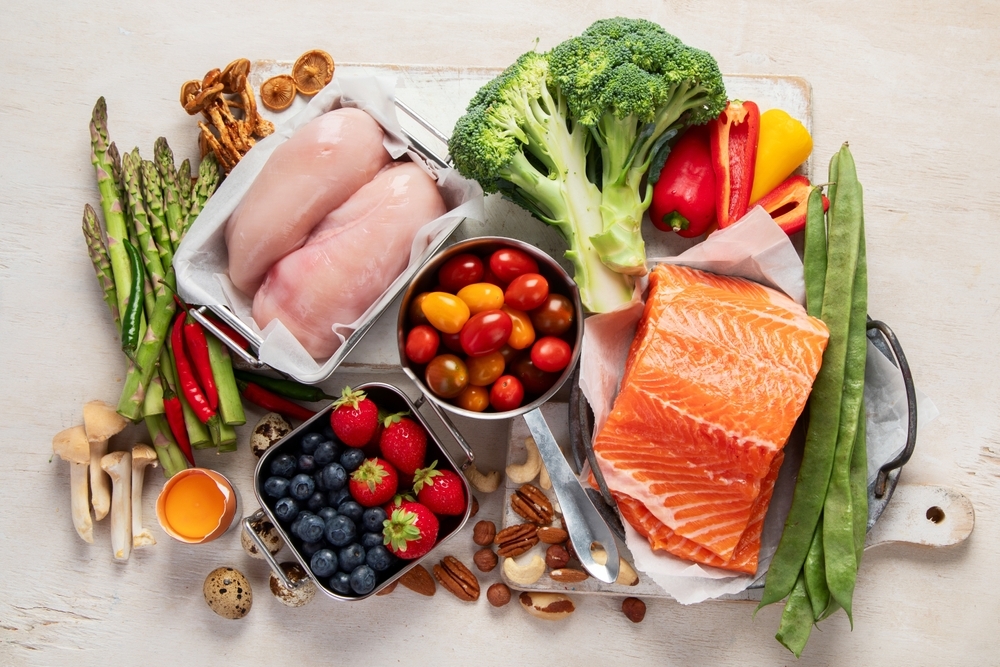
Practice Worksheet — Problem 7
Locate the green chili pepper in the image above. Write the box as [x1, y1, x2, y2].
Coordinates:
[233, 370, 334, 403]
[120, 239, 145, 365]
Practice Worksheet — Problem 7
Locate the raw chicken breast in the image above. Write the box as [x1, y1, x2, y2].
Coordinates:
[252, 162, 447, 359]
[225, 108, 392, 294]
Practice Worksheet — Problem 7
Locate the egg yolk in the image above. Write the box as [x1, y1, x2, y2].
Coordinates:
[164, 474, 226, 539]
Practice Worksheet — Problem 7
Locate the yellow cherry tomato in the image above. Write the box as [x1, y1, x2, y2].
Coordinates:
[421, 292, 470, 334]
[749, 109, 814, 204]
[467, 351, 506, 386]
[502, 305, 536, 350]
[456, 385, 490, 412]
[456, 282, 505, 314]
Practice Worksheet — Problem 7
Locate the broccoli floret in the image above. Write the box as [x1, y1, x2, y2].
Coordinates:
[549, 18, 727, 275]
[449, 51, 634, 313]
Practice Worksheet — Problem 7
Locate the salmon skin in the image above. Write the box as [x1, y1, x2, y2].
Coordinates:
[593, 264, 828, 571]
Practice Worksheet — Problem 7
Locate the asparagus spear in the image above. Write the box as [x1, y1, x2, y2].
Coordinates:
[82, 204, 121, 329]
[144, 412, 189, 478]
[185, 154, 220, 235]
[154, 138, 184, 252]
[122, 151, 157, 320]
[124, 150, 172, 295]
[141, 159, 173, 271]
[177, 159, 192, 221]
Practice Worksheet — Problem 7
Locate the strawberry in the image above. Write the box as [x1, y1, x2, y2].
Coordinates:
[349, 457, 399, 508]
[412, 461, 467, 516]
[379, 412, 427, 477]
[382, 500, 440, 560]
[330, 386, 379, 447]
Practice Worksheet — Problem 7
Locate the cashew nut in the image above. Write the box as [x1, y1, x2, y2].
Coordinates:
[518, 591, 576, 620]
[591, 547, 640, 586]
[503, 553, 546, 586]
[507, 437, 542, 484]
[464, 463, 501, 494]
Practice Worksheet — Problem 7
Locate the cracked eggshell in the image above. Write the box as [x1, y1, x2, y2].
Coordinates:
[241, 515, 285, 559]
[270, 562, 316, 607]
[204, 567, 252, 619]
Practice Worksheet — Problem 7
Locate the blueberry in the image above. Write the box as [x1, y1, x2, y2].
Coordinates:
[339, 447, 365, 472]
[365, 545, 393, 572]
[361, 507, 387, 533]
[338, 543, 366, 572]
[295, 513, 326, 543]
[270, 453, 297, 478]
[327, 487, 352, 507]
[289, 474, 316, 500]
[324, 515, 357, 547]
[301, 432, 325, 454]
[338, 500, 364, 524]
[263, 476, 290, 499]
[273, 497, 299, 524]
[314, 440, 339, 466]
[321, 422, 336, 441]
[317, 507, 338, 522]
[311, 548, 339, 578]
[318, 463, 347, 492]
[329, 571, 352, 595]
[290, 510, 311, 536]
[300, 540, 324, 558]
[350, 565, 377, 595]
[360, 531, 384, 549]
[298, 454, 317, 474]
[307, 491, 326, 512]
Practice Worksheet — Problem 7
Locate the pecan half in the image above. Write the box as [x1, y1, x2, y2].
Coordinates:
[510, 483, 553, 525]
[433, 556, 480, 602]
[494, 523, 539, 558]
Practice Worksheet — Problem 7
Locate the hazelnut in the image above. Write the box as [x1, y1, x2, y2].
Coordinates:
[473, 547, 499, 573]
[470, 495, 480, 518]
[545, 544, 570, 570]
[472, 520, 497, 546]
[622, 597, 646, 623]
[487, 582, 511, 607]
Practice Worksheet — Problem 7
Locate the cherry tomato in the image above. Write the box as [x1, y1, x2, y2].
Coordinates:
[504, 273, 549, 311]
[438, 253, 484, 292]
[460, 309, 513, 357]
[467, 351, 506, 386]
[501, 305, 536, 350]
[425, 354, 469, 398]
[421, 292, 470, 334]
[490, 375, 525, 412]
[405, 325, 439, 364]
[456, 282, 505, 314]
[481, 265, 507, 287]
[408, 293, 431, 326]
[456, 385, 490, 412]
[489, 248, 539, 283]
[497, 344, 518, 365]
[530, 336, 573, 373]
[531, 294, 574, 336]
[511, 355, 560, 395]
[441, 331, 464, 353]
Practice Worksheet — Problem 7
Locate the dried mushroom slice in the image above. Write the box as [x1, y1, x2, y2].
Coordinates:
[260, 74, 297, 111]
[292, 49, 334, 95]
[180, 80, 202, 111]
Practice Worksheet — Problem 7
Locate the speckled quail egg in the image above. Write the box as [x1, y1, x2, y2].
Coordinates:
[269, 561, 317, 607]
[203, 567, 252, 619]
[251, 412, 292, 458]
[241, 514, 285, 559]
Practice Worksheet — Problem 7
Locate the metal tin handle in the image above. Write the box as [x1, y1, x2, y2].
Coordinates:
[189, 306, 266, 368]
[242, 511, 300, 590]
[413, 393, 475, 468]
[867, 319, 918, 498]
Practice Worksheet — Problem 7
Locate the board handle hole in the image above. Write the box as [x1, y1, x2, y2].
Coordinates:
[926, 506, 946, 524]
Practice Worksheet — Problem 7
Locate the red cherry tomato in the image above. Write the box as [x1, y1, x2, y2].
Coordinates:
[438, 253, 484, 292]
[441, 331, 464, 353]
[530, 336, 573, 373]
[459, 309, 513, 357]
[490, 375, 525, 412]
[405, 325, 439, 364]
[504, 273, 549, 311]
[489, 248, 539, 283]
[425, 354, 469, 398]
[531, 294, 574, 336]
[511, 355, 560, 395]
[481, 265, 507, 287]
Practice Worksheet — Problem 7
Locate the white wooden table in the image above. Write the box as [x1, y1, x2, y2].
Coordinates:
[2, 2, 997, 665]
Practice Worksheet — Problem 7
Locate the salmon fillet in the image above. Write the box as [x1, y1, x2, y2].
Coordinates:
[594, 264, 827, 564]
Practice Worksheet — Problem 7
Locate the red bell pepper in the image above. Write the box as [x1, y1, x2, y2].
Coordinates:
[649, 126, 716, 238]
[710, 100, 760, 228]
[757, 175, 830, 235]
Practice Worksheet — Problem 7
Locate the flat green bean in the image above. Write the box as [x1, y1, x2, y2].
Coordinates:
[851, 390, 869, 563]
[776, 572, 814, 658]
[804, 186, 827, 318]
[803, 519, 830, 620]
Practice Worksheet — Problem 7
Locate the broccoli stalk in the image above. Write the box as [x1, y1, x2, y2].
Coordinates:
[450, 52, 634, 313]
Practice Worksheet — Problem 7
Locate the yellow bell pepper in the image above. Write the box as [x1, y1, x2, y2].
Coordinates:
[749, 109, 813, 204]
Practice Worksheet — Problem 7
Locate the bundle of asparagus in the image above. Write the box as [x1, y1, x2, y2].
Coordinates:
[84, 97, 244, 476]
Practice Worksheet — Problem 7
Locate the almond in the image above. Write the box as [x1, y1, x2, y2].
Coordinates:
[536, 526, 568, 544]
[398, 564, 436, 596]
[549, 567, 589, 583]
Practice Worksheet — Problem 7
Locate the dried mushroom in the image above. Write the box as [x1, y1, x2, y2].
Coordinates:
[260, 75, 297, 112]
[221, 58, 251, 94]
[292, 49, 334, 95]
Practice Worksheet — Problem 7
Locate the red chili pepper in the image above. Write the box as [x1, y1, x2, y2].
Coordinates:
[171, 313, 216, 424]
[183, 317, 219, 411]
[236, 379, 317, 422]
[756, 174, 830, 235]
[710, 100, 760, 228]
[649, 126, 716, 238]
